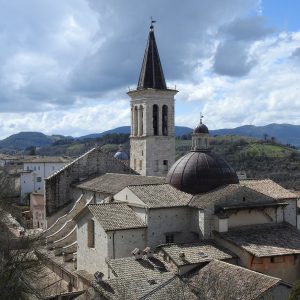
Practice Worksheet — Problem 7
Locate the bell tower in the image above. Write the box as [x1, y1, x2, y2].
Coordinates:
[128, 23, 177, 176]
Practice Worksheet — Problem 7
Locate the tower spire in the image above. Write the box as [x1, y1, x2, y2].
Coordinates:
[137, 21, 167, 90]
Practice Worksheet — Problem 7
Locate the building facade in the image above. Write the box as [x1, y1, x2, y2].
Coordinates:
[20, 156, 70, 203]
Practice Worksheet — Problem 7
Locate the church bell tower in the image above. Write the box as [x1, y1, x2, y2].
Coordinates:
[128, 23, 177, 177]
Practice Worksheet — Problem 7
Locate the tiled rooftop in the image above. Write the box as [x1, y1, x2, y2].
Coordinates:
[128, 184, 192, 208]
[107, 256, 168, 278]
[189, 260, 284, 300]
[75, 173, 165, 195]
[93, 272, 175, 300]
[216, 223, 300, 257]
[160, 241, 235, 266]
[89, 203, 147, 231]
[189, 179, 295, 210]
[240, 179, 297, 200]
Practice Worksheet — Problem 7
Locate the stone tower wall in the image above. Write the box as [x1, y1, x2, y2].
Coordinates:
[128, 89, 177, 177]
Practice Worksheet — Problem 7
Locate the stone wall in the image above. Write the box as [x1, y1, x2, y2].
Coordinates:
[77, 211, 109, 276]
[128, 88, 176, 177]
[45, 147, 134, 216]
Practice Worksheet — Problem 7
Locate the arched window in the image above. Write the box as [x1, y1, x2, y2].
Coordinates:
[162, 105, 168, 136]
[140, 105, 144, 135]
[153, 105, 159, 136]
[133, 106, 138, 136]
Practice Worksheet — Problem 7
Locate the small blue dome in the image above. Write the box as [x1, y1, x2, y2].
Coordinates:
[114, 151, 129, 161]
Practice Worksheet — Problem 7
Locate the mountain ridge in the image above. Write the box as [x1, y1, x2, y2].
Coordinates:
[0, 123, 299, 150]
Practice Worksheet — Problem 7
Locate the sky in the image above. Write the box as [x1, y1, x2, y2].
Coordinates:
[0, 0, 299, 139]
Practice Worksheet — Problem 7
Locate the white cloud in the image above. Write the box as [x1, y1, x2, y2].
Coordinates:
[175, 31, 300, 129]
[0, 100, 130, 139]
[0, 0, 299, 140]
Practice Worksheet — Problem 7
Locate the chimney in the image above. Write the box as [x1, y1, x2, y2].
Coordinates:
[143, 247, 154, 258]
[94, 271, 104, 283]
[132, 248, 143, 260]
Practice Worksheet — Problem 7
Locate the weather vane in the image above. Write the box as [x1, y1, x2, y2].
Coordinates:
[150, 16, 156, 30]
[200, 112, 204, 124]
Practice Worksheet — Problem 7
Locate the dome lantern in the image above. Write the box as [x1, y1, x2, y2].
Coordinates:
[192, 114, 210, 151]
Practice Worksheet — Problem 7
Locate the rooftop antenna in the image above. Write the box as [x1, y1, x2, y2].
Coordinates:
[150, 16, 156, 30]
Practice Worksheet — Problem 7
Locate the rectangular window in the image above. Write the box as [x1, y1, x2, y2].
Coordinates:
[134, 159, 136, 170]
[38, 166, 40, 170]
[87, 219, 95, 248]
[165, 235, 174, 244]
[36, 177, 42, 182]
[139, 160, 142, 170]
[52, 166, 55, 171]
[163, 160, 168, 171]
[34, 166, 36, 171]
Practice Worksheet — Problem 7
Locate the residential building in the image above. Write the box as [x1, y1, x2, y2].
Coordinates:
[20, 156, 70, 203]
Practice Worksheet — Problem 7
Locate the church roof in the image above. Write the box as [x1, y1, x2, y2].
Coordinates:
[137, 25, 167, 90]
[88, 203, 146, 231]
[160, 241, 235, 267]
[75, 173, 164, 195]
[240, 179, 297, 200]
[127, 184, 192, 208]
[189, 260, 287, 300]
[215, 223, 300, 257]
[188, 183, 280, 210]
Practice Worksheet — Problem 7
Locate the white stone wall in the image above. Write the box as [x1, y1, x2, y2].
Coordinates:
[20, 161, 67, 201]
[107, 229, 147, 260]
[228, 208, 277, 228]
[128, 89, 177, 177]
[147, 207, 198, 247]
[77, 212, 109, 276]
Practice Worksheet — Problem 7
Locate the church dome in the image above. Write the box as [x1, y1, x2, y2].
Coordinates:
[114, 151, 129, 161]
[194, 123, 209, 134]
[114, 145, 129, 161]
[166, 150, 239, 194]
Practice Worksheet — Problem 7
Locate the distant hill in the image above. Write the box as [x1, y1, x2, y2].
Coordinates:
[0, 123, 299, 151]
[79, 123, 300, 147]
[0, 132, 68, 150]
[210, 124, 300, 147]
[78, 126, 194, 140]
